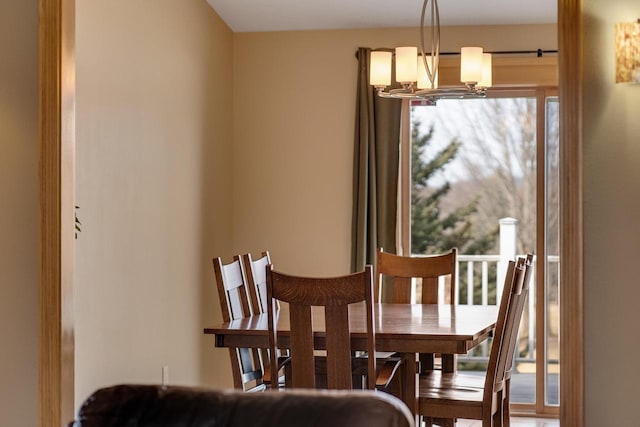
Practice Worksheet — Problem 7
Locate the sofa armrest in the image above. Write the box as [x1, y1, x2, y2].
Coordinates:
[69, 384, 414, 427]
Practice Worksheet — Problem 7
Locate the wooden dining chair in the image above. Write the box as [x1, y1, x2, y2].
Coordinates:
[417, 255, 532, 427]
[501, 253, 534, 426]
[375, 247, 457, 305]
[240, 251, 290, 386]
[212, 255, 266, 392]
[241, 251, 271, 315]
[376, 247, 458, 372]
[266, 265, 400, 390]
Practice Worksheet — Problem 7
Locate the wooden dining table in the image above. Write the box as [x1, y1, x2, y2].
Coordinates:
[204, 303, 497, 418]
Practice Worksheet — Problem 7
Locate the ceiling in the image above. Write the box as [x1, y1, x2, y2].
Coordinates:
[206, 0, 557, 33]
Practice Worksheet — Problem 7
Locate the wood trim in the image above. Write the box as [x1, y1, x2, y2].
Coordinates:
[558, 0, 584, 426]
[535, 89, 547, 416]
[536, 87, 561, 417]
[438, 56, 558, 87]
[399, 100, 411, 256]
[39, 0, 76, 426]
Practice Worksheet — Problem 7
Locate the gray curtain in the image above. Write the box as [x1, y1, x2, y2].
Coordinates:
[351, 47, 402, 272]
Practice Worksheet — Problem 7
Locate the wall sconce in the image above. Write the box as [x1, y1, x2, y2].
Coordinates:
[615, 20, 640, 84]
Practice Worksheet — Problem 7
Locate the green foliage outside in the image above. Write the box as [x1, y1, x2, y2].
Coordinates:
[411, 120, 497, 257]
[410, 120, 499, 316]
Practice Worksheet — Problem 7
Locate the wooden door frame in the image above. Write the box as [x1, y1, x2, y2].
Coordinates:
[38, 0, 583, 425]
[558, 0, 584, 425]
[39, 0, 75, 426]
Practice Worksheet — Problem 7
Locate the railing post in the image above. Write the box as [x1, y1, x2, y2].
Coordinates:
[498, 217, 518, 299]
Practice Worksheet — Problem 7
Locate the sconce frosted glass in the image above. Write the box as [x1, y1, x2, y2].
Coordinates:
[477, 53, 493, 89]
[460, 47, 483, 85]
[396, 47, 418, 85]
[615, 20, 640, 84]
[370, 51, 392, 89]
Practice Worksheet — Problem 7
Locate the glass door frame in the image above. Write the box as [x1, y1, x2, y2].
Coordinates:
[399, 86, 559, 417]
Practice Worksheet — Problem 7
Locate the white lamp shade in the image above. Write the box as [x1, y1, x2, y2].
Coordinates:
[460, 46, 483, 84]
[396, 46, 418, 84]
[370, 51, 392, 87]
[417, 56, 438, 89]
[477, 53, 492, 88]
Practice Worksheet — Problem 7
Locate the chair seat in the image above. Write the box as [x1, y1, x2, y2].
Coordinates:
[312, 354, 403, 390]
[355, 352, 404, 377]
[263, 355, 292, 388]
[356, 355, 403, 389]
[419, 371, 485, 400]
[419, 371, 499, 421]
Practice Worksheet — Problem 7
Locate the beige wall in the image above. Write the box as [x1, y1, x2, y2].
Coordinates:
[8, 0, 637, 421]
[0, 1, 39, 426]
[231, 24, 557, 278]
[583, 1, 640, 425]
[71, 12, 560, 414]
[10, 1, 631, 421]
[75, 0, 234, 406]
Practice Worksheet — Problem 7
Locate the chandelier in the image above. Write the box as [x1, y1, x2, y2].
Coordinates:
[370, 0, 492, 104]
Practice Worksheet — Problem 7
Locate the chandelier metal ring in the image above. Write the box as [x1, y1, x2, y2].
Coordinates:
[370, 0, 492, 104]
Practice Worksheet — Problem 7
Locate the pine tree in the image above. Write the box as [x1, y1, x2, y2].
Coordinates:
[410, 121, 497, 256]
[411, 120, 499, 306]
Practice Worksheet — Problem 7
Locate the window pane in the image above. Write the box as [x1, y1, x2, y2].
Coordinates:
[410, 96, 537, 403]
[545, 96, 560, 406]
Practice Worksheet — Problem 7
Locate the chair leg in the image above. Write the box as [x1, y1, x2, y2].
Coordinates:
[284, 363, 292, 388]
[491, 390, 504, 427]
[503, 380, 511, 427]
[492, 409, 502, 427]
[419, 353, 435, 373]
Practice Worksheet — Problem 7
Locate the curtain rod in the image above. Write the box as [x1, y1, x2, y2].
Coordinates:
[439, 48, 557, 57]
[357, 48, 557, 59]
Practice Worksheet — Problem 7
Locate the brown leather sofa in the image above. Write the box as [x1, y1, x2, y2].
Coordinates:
[69, 384, 414, 427]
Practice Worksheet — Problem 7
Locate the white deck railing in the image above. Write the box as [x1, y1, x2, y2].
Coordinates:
[452, 253, 536, 364]
[443, 218, 560, 366]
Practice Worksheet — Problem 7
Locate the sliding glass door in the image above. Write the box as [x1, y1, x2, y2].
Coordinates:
[403, 88, 559, 415]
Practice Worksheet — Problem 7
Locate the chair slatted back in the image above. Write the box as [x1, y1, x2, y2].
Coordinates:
[214, 257, 251, 322]
[267, 265, 376, 390]
[241, 251, 287, 384]
[213, 256, 265, 391]
[502, 253, 534, 380]
[499, 253, 535, 421]
[375, 248, 457, 304]
[242, 251, 271, 315]
[376, 248, 458, 372]
[483, 257, 530, 403]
